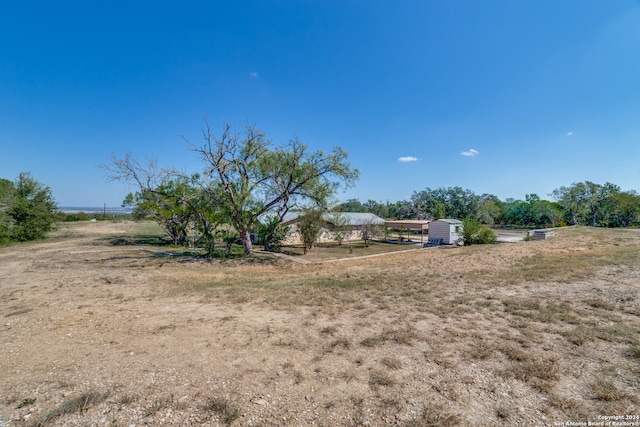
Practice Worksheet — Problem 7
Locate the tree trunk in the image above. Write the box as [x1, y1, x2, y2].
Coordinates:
[241, 230, 253, 254]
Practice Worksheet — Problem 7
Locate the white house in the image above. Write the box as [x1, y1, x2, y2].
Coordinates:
[428, 219, 464, 244]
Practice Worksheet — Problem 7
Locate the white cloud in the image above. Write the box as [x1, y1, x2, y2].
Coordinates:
[249, 72, 258, 78]
[566, 131, 573, 136]
[398, 156, 419, 162]
[460, 149, 479, 157]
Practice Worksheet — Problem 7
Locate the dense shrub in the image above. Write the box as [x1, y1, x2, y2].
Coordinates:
[462, 218, 497, 245]
[0, 173, 57, 243]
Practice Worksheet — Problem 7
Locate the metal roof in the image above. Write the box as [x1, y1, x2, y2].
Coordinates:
[332, 212, 386, 225]
[261, 211, 386, 226]
[433, 218, 463, 224]
[385, 220, 431, 230]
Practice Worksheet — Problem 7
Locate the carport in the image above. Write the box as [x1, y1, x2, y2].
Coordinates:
[385, 220, 431, 244]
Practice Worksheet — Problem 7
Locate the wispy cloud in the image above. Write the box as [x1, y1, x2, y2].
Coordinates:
[398, 156, 419, 162]
[460, 148, 479, 157]
[566, 131, 573, 136]
[249, 72, 258, 78]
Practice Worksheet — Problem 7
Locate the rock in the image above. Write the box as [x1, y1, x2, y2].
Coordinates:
[251, 398, 267, 405]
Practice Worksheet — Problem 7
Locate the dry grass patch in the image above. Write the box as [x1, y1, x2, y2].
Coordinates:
[278, 240, 418, 262]
[380, 357, 403, 370]
[327, 337, 352, 352]
[368, 370, 396, 389]
[405, 403, 461, 427]
[511, 356, 560, 392]
[626, 345, 640, 359]
[502, 299, 579, 324]
[30, 391, 110, 427]
[469, 338, 494, 360]
[205, 396, 241, 426]
[563, 323, 639, 346]
[360, 326, 421, 348]
[589, 379, 625, 402]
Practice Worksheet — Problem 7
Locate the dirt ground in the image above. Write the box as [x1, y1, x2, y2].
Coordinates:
[1, 221, 639, 426]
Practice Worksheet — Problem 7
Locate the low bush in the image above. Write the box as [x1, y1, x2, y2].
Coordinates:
[462, 218, 497, 245]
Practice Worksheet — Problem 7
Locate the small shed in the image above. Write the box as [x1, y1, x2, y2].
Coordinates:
[428, 219, 463, 244]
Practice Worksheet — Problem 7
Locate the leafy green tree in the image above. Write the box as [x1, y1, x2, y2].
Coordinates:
[0, 178, 14, 244]
[297, 209, 325, 254]
[107, 157, 223, 255]
[601, 191, 640, 227]
[412, 187, 482, 220]
[363, 200, 390, 218]
[501, 194, 562, 227]
[478, 194, 503, 225]
[552, 181, 620, 226]
[338, 199, 367, 212]
[108, 121, 358, 255]
[389, 200, 420, 220]
[1, 173, 57, 242]
[123, 178, 196, 245]
[187, 121, 358, 254]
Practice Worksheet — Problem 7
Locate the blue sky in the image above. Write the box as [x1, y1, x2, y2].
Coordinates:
[1, 1, 639, 207]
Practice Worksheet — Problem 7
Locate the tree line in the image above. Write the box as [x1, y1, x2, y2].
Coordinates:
[338, 182, 640, 229]
[5, 122, 638, 253]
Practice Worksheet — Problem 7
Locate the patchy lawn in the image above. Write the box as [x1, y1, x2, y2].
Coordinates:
[276, 239, 424, 262]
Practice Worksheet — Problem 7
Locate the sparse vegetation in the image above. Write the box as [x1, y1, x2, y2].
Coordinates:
[2, 222, 640, 425]
[30, 392, 109, 426]
[206, 397, 241, 425]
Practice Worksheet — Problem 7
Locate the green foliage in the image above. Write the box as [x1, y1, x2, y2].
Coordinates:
[501, 194, 563, 228]
[412, 187, 483, 221]
[297, 209, 325, 254]
[337, 198, 367, 212]
[257, 216, 289, 251]
[57, 211, 93, 222]
[186, 121, 358, 254]
[363, 200, 389, 218]
[16, 397, 36, 409]
[462, 218, 496, 245]
[0, 179, 13, 245]
[600, 191, 640, 227]
[327, 211, 351, 245]
[123, 178, 198, 246]
[0, 173, 57, 244]
[552, 181, 623, 227]
[107, 121, 357, 256]
[218, 229, 240, 255]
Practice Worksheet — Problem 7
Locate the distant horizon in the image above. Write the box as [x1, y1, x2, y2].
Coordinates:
[58, 206, 133, 214]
